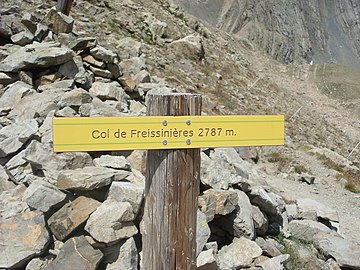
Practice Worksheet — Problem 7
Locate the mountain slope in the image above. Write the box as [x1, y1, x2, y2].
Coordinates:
[173, 0, 360, 66]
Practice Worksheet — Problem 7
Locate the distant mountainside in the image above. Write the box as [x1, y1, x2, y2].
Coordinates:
[172, 0, 360, 67]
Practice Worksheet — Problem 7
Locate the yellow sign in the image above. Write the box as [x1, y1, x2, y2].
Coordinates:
[53, 115, 284, 152]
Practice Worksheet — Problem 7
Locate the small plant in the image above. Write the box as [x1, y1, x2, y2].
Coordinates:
[315, 153, 344, 173]
[294, 165, 308, 174]
[343, 169, 360, 193]
[268, 152, 289, 168]
[271, 233, 316, 270]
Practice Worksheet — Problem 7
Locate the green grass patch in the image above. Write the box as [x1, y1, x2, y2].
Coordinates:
[267, 152, 289, 168]
[315, 153, 345, 173]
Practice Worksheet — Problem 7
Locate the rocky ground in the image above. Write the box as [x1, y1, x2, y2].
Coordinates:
[0, 0, 360, 269]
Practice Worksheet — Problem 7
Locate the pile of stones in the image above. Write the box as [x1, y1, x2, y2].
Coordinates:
[1, 4, 360, 270]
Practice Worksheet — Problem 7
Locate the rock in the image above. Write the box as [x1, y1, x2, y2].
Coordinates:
[25, 256, 53, 270]
[116, 37, 142, 59]
[37, 78, 74, 92]
[256, 254, 290, 270]
[218, 148, 252, 178]
[0, 119, 38, 157]
[58, 55, 84, 78]
[197, 249, 217, 270]
[23, 179, 66, 212]
[57, 55, 93, 89]
[325, 258, 342, 270]
[75, 69, 94, 89]
[85, 200, 137, 244]
[104, 99, 129, 114]
[68, 37, 97, 51]
[24, 141, 93, 182]
[4, 150, 32, 184]
[55, 106, 77, 117]
[235, 146, 259, 162]
[283, 239, 323, 269]
[0, 15, 15, 40]
[249, 186, 285, 217]
[218, 237, 262, 269]
[94, 155, 131, 170]
[57, 88, 93, 108]
[57, 166, 116, 190]
[79, 97, 124, 117]
[0, 81, 34, 116]
[44, 236, 103, 270]
[90, 45, 118, 63]
[0, 185, 28, 220]
[0, 211, 50, 269]
[200, 151, 238, 190]
[133, 69, 151, 84]
[125, 150, 146, 174]
[38, 110, 54, 143]
[0, 71, 18, 86]
[129, 100, 146, 116]
[252, 205, 269, 236]
[107, 62, 123, 78]
[83, 54, 106, 68]
[309, 147, 352, 169]
[144, 13, 168, 44]
[21, 13, 38, 34]
[36, 72, 62, 87]
[18, 70, 33, 85]
[170, 34, 203, 59]
[288, 220, 332, 242]
[90, 66, 113, 78]
[0, 164, 15, 192]
[8, 88, 65, 122]
[34, 23, 49, 42]
[103, 237, 138, 270]
[43, 8, 74, 34]
[221, 190, 255, 239]
[119, 57, 146, 77]
[48, 196, 101, 240]
[296, 198, 339, 222]
[197, 209, 211, 256]
[205, 242, 218, 253]
[198, 189, 238, 222]
[119, 76, 137, 92]
[315, 233, 360, 269]
[89, 81, 128, 101]
[255, 237, 282, 257]
[298, 173, 315, 185]
[285, 204, 298, 222]
[10, 30, 34, 45]
[0, 42, 73, 72]
[107, 181, 144, 215]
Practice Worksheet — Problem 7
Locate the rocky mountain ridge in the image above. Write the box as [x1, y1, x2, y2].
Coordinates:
[173, 0, 360, 67]
[0, 0, 360, 269]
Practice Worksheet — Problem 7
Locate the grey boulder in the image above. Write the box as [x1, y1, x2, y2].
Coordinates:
[44, 236, 103, 270]
[57, 166, 116, 190]
[0, 42, 73, 72]
[0, 211, 50, 269]
[23, 179, 66, 212]
[85, 200, 138, 244]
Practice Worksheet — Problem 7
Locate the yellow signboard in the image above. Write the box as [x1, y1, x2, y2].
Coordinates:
[53, 115, 284, 152]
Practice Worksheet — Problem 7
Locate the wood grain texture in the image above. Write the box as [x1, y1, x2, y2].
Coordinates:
[142, 94, 202, 270]
[56, 0, 73, 15]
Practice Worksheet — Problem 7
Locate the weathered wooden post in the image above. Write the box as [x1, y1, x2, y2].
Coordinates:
[142, 94, 202, 270]
[56, 0, 73, 15]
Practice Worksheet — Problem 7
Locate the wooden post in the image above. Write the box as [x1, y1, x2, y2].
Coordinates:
[142, 94, 202, 270]
[56, 0, 73, 15]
